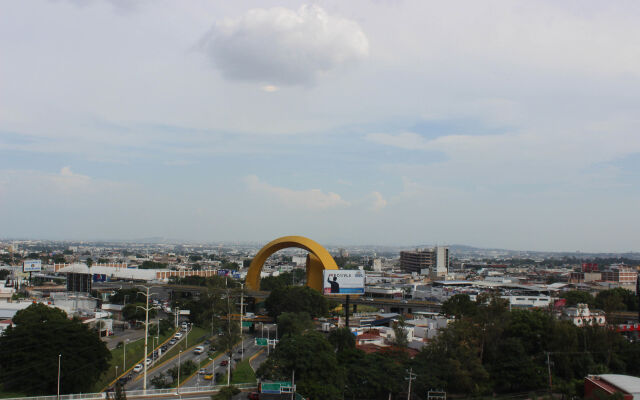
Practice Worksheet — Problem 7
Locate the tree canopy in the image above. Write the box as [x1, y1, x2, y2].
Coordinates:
[0, 304, 111, 395]
[264, 286, 329, 319]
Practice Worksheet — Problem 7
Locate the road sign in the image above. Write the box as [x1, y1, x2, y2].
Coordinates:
[261, 381, 292, 394]
[255, 338, 268, 346]
[242, 321, 253, 328]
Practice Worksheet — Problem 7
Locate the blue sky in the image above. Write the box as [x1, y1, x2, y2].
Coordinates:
[1, 0, 640, 252]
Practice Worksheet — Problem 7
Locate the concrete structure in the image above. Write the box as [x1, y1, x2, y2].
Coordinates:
[245, 236, 339, 292]
[400, 247, 448, 278]
[601, 265, 637, 285]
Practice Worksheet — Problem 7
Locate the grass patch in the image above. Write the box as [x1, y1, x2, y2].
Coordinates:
[220, 359, 256, 385]
[0, 385, 25, 399]
[92, 329, 175, 392]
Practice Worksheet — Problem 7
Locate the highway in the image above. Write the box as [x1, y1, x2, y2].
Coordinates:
[123, 334, 266, 391]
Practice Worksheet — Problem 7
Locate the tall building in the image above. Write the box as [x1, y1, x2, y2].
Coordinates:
[400, 247, 449, 278]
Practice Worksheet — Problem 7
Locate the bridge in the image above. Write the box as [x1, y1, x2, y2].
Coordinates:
[344, 297, 441, 314]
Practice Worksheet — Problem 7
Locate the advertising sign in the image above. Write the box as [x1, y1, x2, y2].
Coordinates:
[23, 260, 42, 272]
[323, 270, 365, 295]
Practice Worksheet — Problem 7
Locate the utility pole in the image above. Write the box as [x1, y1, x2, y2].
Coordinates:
[177, 350, 182, 394]
[291, 369, 295, 400]
[136, 286, 153, 393]
[227, 288, 231, 386]
[240, 283, 244, 360]
[405, 367, 417, 400]
[546, 352, 553, 398]
[57, 354, 61, 400]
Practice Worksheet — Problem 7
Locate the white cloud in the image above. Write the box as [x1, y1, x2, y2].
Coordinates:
[245, 175, 350, 209]
[369, 191, 387, 211]
[366, 132, 431, 150]
[200, 5, 369, 85]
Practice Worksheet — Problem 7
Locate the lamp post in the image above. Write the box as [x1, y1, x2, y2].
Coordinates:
[177, 350, 182, 393]
[57, 354, 61, 400]
[135, 286, 155, 393]
[240, 283, 244, 360]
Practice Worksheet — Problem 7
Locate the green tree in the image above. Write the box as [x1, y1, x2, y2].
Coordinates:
[328, 327, 355, 353]
[140, 261, 167, 269]
[562, 290, 596, 307]
[392, 317, 409, 348]
[596, 288, 638, 312]
[265, 286, 328, 319]
[0, 304, 111, 395]
[122, 304, 156, 322]
[277, 312, 313, 337]
[257, 331, 343, 400]
[441, 294, 478, 318]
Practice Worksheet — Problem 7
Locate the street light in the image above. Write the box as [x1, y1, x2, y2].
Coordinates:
[57, 354, 61, 400]
[177, 350, 183, 393]
[135, 285, 157, 394]
[208, 357, 215, 387]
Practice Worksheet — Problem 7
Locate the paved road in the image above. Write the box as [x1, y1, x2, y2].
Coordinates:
[125, 334, 266, 391]
[181, 335, 263, 388]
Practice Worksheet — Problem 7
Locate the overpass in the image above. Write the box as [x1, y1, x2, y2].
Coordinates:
[344, 297, 442, 314]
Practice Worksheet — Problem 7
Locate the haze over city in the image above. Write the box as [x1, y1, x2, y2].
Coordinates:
[2, 1, 640, 252]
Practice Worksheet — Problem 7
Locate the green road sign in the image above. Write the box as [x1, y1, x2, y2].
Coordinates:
[255, 338, 268, 346]
[242, 321, 253, 328]
[261, 381, 292, 394]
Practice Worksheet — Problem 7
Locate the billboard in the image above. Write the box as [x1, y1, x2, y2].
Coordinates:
[323, 270, 365, 295]
[23, 260, 42, 272]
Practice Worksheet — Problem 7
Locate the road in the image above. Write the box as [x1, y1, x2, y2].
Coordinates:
[124, 334, 266, 391]
[181, 336, 263, 388]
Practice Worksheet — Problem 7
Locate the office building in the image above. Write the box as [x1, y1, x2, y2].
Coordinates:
[400, 247, 449, 278]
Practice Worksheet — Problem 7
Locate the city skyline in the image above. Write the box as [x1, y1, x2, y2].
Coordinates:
[2, 1, 640, 252]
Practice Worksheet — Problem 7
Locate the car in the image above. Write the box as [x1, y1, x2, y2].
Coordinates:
[152, 351, 158, 357]
[133, 364, 143, 373]
[248, 392, 260, 400]
[182, 326, 188, 332]
[220, 360, 228, 366]
[169, 339, 176, 345]
[181, 322, 188, 328]
[174, 332, 183, 339]
[194, 346, 205, 355]
[145, 358, 152, 366]
[204, 340, 211, 345]
[198, 368, 207, 375]
[203, 374, 213, 381]
[161, 345, 168, 351]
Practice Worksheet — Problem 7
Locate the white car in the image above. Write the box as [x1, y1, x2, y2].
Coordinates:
[145, 358, 152, 366]
[133, 364, 143, 373]
[174, 332, 183, 339]
[193, 346, 205, 355]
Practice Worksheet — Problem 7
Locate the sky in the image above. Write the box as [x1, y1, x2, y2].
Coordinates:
[1, 0, 640, 252]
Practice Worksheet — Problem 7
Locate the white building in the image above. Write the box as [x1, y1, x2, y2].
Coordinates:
[561, 303, 606, 327]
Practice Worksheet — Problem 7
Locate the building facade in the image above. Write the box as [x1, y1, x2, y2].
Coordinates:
[400, 247, 449, 278]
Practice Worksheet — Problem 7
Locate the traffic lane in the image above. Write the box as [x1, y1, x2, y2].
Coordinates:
[124, 327, 194, 389]
[126, 347, 205, 390]
[181, 337, 260, 387]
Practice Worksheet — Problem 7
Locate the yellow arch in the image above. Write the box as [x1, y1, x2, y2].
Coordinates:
[245, 236, 339, 292]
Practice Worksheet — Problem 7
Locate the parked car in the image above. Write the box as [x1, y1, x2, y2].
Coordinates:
[133, 364, 143, 373]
